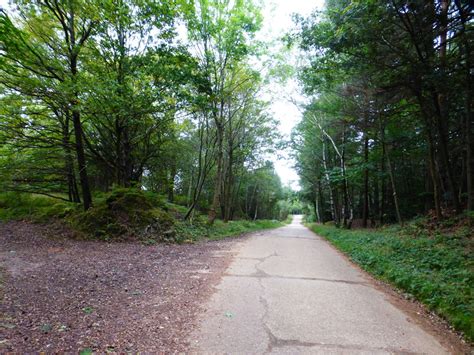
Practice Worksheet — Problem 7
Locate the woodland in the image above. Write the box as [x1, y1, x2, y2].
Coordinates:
[0, 0, 473, 348]
[291, 0, 473, 340]
[0, 0, 470, 229]
[0, 0, 301, 236]
[292, 0, 473, 227]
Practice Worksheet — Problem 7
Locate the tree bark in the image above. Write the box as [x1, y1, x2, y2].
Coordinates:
[456, 1, 474, 211]
[362, 114, 370, 228]
[385, 144, 403, 225]
[208, 122, 224, 224]
[66, 4, 93, 210]
[70, 54, 92, 209]
[62, 112, 80, 203]
[322, 138, 338, 224]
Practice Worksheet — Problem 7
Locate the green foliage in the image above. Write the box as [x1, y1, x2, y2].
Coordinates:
[81, 307, 94, 315]
[275, 199, 303, 220]
[0, 192, 76, 222]
[0, 189, 284, 243]
[175, 218, 284, 242]
[309, 221, 474, 340]
[293, 0, 473, 225]
[0, 0, 282, 224]
[69, 188, 176, 242]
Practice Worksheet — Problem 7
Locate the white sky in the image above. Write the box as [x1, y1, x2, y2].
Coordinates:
[0, 0, 325, 191]
[259, 0, 324, 190]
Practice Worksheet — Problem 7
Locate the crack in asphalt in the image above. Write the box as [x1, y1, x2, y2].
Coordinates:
[225, 273, 370, 286]
[251, 251, 400, 354]
[236, 252, 279, 263]
[259, 236, 322, 241]
[232, 251, 369, 285]
[265, 334, 421, 354]
[257, 275, 416, 354]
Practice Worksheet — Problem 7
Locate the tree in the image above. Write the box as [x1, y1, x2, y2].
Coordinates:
[186, 0, 263, 224]
[292, 0, 473, 226]
[1, 1, 99, 209]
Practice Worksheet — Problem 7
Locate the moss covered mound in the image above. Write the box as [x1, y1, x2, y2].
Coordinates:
[70, 188, 176, 242]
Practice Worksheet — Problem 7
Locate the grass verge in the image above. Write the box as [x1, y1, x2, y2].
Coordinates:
[307, 221, 473, 341]
[175, 218, 286, 242]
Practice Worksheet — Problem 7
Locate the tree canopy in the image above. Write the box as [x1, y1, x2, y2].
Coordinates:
[291, 0, 473, 226]
[0, 0, 289, 222]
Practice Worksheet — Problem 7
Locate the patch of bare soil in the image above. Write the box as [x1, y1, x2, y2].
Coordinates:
[0, 221, 241, 353]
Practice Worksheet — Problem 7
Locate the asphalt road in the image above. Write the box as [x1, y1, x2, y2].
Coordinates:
[189, 215, 451, 354]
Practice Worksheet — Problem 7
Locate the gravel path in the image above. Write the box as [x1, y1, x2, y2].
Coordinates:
[0, 221, 240, 353]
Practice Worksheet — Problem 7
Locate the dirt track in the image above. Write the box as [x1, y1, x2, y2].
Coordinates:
[0, 221, 240, 353]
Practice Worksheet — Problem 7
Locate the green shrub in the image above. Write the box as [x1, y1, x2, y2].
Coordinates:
[164, 202, 189, 218]
[173, 218, 284, 242]
[172, 195, 189, 207]
[0, 189, 286, 245]
[0, 192, 75, 222]
[69, 188, 176, 242]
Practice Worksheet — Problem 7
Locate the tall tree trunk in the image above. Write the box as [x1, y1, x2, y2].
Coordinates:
[70, 55, 92, 209]
[250, 183, 258, 220]
[385, 145, 403, 225]
[208, 123, 224, 224]
[185, 120, 212, 220]
[432, 93, 460, 212]
[314, 183, 321, 223]
[68, 7, 92, 210]
[187, 168, 194, 207]
[362, 114, 370, 228]
[427, 123, 443, 219]
[340, 125, 353, 228]
[373, 168, 380, 225]
[167, 164, 177, 203]
[431, 0, 460, 212]
[223, 141, 234, 222]
[318, 180, 325, 223]
[62, 115, 80, 203]
[415, 91, 443, 219]
[322, 138, 338, 224]
[456, 1, 474, 211]
[379, 124, 386, 224]
[253, 198, 258, 221]
[71, 107, 92, 210]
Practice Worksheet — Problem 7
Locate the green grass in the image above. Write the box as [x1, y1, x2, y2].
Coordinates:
[175, 217, 285, 242]
[0, 192, 77, 222]
[208, 219, 285, 240]
[308, 221, 473, 341]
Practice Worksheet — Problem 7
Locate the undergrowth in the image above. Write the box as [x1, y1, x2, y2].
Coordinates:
[308, 218, 473, 341]
[174, 216, 286, 242]
[0, 190, 287, 243]
[0, 192, 76, 222]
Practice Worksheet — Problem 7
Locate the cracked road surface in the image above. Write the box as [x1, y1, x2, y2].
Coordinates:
[189, 216, 451, 354]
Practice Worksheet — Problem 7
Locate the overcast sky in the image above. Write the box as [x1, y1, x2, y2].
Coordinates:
[260, 0, 324, 190]
[0, 0, 325, 190]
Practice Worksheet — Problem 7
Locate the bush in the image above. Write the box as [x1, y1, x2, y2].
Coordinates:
[0, 192, 75, 222]
[0, 189, 287, 245]
[69, 188, 176, 242]
[172, 194, 189, 207]
[173, 218, 285, 242]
